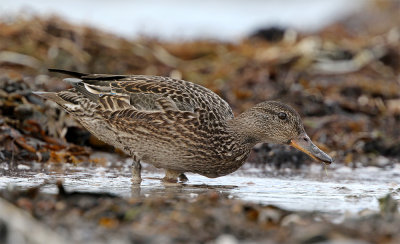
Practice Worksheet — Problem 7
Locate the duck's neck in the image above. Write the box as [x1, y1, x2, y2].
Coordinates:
[225, 114, 261, 153]
[202, 114, 264, 177]
[202, 116, 259, 177]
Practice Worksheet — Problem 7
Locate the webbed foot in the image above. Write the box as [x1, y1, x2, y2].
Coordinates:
[178, 173, 188, 182]
[162, 169, 188, 183]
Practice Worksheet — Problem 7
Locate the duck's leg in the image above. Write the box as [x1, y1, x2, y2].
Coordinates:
[127, 149, 142, 184]
[163, 169, 188, 183]
[131, 159, 142, 184]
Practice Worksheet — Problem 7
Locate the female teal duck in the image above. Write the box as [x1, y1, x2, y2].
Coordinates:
[35, 69, 332, 184]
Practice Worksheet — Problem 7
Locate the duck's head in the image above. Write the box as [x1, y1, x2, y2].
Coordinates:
[234, 101, 332, 164]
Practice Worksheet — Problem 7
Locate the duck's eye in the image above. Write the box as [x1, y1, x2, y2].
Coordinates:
[278, 112, 287, 120]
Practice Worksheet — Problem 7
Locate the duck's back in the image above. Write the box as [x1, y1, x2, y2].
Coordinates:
[52, 70, 233, 120]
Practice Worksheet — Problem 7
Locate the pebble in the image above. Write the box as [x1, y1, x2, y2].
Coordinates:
[335, 166, 352, 173]
[377, 156, 390, 167]
[281, 214, 303, 226]
[214, 234, 238, 244]
[17, 164, 30, 170]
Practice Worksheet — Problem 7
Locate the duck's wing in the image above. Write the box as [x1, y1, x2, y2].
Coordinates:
[49, 69, 234, 121]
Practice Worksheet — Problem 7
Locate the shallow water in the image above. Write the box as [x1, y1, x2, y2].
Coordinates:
[1, 157, 399, 220]
[0, 156, 400, 221]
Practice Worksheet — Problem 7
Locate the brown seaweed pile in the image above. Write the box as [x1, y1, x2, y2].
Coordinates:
[0, 1, 399, 168]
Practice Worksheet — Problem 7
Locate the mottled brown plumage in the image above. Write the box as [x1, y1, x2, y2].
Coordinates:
[34, 69, 332, 184]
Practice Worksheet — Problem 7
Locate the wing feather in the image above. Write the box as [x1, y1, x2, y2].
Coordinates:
[49, 69, 234, 122]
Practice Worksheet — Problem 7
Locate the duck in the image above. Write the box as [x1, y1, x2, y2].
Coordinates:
[34, 69, 332, 184]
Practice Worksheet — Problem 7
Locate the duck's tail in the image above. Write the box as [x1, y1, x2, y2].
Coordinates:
[32, 91, 65, 105]
[32, 91, 84, 113]
[48, 69, 88, 78]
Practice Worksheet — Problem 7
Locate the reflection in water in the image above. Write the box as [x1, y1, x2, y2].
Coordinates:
[0, 160, 399, 219]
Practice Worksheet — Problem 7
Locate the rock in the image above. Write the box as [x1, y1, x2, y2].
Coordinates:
[214, 234, 238, 244]
[0, 198, 67, 244]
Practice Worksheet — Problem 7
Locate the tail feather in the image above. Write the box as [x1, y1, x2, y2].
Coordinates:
[32, 91, 87, 115]
[32, 91, 70, 106]
[49, 68, 126, 82]
[48, 69, 87, 78]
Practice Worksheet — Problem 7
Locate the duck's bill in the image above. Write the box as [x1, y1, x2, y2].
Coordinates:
[289, 133, 332, 164]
